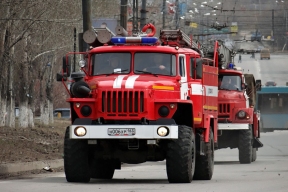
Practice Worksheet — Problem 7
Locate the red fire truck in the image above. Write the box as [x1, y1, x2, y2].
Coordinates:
[57, 25, 219, 183]
[216, 41, 263, 164]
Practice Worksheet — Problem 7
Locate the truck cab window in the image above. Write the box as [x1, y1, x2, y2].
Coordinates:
[219, 75, 242, 91]
[134, 53, 176, 76]
[92, 53, 131, 75]
[190, 58, 202, 79]
[179, 56, 185, 77]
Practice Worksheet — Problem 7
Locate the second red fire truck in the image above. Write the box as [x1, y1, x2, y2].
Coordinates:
[216, 41, 263, 164]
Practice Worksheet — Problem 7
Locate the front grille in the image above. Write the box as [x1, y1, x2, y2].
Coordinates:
[101, 91, 145, 114]
[219, 103, 230, 114]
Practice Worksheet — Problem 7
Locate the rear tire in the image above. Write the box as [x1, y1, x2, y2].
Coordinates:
[166, 125, 195, 183]
[90, 159, 115, 179]
[64, 126, 90, 182]
[193, 129, 214, 180]
[238, 125, 253, 164]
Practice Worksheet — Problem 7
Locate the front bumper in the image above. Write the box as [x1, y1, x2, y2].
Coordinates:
[218, 123, 249, 130]
[70, 124, 178, 139]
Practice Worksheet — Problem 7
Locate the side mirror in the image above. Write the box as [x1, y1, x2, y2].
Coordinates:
[56, 73, 67, 81]
[63, 56, 71, 77]
[56, 56, 71, 82]
[242, 83, 247, 89]
[256, 79, 262, 91]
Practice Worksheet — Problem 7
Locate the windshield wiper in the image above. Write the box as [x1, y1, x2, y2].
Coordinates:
[104, 69, 129, 76]
[219, 87, 231, 91]
[135, 70, 158, 77]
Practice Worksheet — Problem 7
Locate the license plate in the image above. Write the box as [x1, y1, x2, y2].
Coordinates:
[108, 128, 136, 136]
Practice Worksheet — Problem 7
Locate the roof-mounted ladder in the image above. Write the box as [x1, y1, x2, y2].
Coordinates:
[159, 29, 200, 49]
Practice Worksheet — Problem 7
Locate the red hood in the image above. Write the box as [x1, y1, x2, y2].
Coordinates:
[218, 90, 246, 102]
[87, 74, 177, 89]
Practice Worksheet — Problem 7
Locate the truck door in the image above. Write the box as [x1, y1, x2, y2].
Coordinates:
[179, 54, 188, 100]
[189, 57, 204, 124]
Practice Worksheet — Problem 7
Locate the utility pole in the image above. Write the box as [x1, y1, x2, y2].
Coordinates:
[272, 9, 274, 52]
[73, 28, 76, 72]
[81, 0, 92, 52]
[175, 0, 179, 29]
[201, 16, 204, 44]
[206, 16, 208, 45]
[285, 10, 287, 51]
[120, 0, 128, 29]
[140, 0, 146, 29]
[132, 0, 139, 35]
[162, 0, 166, 29]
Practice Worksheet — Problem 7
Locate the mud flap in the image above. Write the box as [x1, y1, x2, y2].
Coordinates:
[200, 139, 205, 155]
[253, 137, 263, 148]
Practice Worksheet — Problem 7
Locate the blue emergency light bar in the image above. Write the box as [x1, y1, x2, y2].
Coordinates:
[228, 63, 234, 69]
[111, 37, 158, 45]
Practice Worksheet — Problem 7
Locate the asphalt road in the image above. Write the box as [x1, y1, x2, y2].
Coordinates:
[0, 130, 287, 192]
[236, 53, 288, 86]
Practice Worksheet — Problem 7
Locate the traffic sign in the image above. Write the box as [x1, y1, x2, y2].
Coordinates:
[190, 22, 198, 28]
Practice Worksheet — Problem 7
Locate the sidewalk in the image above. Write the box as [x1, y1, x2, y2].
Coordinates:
[272, 50, 288, 55]
[0, 159, 63, 176]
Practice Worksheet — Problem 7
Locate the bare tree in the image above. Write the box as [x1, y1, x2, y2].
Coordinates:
[0, 0, 124, 127]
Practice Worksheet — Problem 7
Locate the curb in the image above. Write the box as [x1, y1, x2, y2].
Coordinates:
[0, 159, 63, 175]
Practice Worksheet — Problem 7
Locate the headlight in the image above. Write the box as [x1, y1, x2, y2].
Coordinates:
[74, 126, 87, 136]
[157, 126, 169, 137]
[158, 106, 169, 117]
[238, 110, 246, 118]
[79, 60, 86, 68]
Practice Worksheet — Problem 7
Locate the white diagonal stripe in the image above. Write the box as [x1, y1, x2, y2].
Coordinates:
[113, 75, 127, 88]
[125, 75, 139, 88]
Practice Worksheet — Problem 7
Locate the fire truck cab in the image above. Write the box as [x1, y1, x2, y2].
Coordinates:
[57, 26, 219, 183]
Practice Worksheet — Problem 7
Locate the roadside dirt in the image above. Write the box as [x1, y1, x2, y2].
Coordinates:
[0, 119, 69, 179]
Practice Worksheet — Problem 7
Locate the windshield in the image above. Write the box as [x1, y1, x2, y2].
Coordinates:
[92, 53, 131, 75]
[258, 93, 288, 114]
[134, 53, 176, 76]
[219, 75, 242, 91]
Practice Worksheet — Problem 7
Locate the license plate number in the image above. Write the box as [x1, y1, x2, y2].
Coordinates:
[108, 128, 136, 136]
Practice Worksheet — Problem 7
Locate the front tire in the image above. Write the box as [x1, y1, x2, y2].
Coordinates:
[64, 126, 90, 182]
[238, 125, 253, 164]
[166, 125, 195, 183]
[193, 129, 214, 180]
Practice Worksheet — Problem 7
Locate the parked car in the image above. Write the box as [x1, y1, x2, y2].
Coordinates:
[53, 108, 70, 118]
[265, 81, 276, 86]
